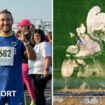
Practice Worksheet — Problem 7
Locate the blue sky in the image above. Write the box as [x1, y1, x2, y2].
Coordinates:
[0, 0, 52, 23]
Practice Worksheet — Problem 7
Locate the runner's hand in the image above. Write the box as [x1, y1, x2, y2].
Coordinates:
[16, 30, 26, 42]
[42, 70, 49, 78]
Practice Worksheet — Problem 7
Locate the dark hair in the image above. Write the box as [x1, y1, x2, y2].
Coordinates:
[31, 29, 46, 45]
[29, 24, 35, 35]
[0, 9, 13, 22]
[34, 29, 45, 42]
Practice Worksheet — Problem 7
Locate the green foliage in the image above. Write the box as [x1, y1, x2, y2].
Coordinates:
[54, 0, 105, 73]
[54, 0, 105, 90]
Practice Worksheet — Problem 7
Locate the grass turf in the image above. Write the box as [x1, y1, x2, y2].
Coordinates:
[54, 0, 105, 90]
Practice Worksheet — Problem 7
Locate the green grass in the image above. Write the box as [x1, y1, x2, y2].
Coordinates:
[54, 0, 105, 91]
[54, 0, 105, 69]
[54, 75, 105, 90]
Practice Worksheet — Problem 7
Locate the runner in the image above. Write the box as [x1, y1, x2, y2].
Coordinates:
[17, 19, 36, 105]
[28, 29, 52, 105]
[0, 9, 36, 105]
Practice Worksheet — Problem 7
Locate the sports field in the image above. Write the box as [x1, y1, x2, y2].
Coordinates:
[54, 0, 105, 93]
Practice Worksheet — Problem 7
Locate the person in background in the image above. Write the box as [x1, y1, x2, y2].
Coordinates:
[30, 24, 36, 34]
[0, 9, 36, 105]
[28, 29, 52, 105]
[47, 31, 52, 44]
[17, 19, 36, 105]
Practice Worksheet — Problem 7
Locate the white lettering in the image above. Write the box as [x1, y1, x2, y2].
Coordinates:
[1, 91, 6, 96]
[7, 91, 12, 96]
[0, 91, 16, 97]
[12, 91, 16, 96]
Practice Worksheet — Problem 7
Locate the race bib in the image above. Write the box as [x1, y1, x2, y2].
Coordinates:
[0, 47, 14, 66]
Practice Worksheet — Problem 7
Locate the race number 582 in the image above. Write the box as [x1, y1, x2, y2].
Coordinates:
[0, 50, 11, 57]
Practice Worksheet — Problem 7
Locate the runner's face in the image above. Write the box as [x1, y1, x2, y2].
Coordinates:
[0, 13, 13, 33]
[19, 26, 28, 33]
[34, 33, 41, 44]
